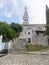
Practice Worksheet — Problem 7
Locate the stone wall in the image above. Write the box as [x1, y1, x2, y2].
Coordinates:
[0, 35, 19, 52]
[0, 41, 11, 52]
[10, 38, 19, 49]
[32, 33, 48, 46]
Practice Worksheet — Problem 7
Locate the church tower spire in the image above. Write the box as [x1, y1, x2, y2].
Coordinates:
[23, 6, 29, 24]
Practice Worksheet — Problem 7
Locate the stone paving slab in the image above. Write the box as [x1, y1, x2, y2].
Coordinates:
[40, 49, 49, 54]
[0, 54, 49, 65]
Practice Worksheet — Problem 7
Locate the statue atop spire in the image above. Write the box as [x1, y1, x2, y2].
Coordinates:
[23, 6, 29, 24]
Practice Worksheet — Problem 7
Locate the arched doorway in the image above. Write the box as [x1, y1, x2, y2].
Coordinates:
[28, 38, 31, 43]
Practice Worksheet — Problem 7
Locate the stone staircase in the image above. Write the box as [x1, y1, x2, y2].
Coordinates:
[8, 39, 27, 54]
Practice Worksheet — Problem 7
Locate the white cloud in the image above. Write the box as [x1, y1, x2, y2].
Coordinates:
[4, 12, 13, 18]
[12, 0, 21, 17]
[0, 0, 47, 24]
[3, 0, 20, 18]
[0, 2, 4, 8]
[3, 8, 13, 18]
[20, 0, 46, 24]
[0, 0, 18, 18]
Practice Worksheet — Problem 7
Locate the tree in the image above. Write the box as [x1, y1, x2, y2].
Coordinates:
[45, 5, 49, 35]
[46, 5, 49, 25]
[45, 5, 49, 44]
[0, 22, 23, 42]
[0, 22, 17, 42]
[10, 23, 23, 32]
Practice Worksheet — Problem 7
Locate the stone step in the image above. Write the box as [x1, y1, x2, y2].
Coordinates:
[12, 40, 26, 49]
[8, 48, 27, 54]
[9, 39, 27, 54]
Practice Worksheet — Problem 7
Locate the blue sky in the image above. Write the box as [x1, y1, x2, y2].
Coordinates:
[0, 0, 49, 24]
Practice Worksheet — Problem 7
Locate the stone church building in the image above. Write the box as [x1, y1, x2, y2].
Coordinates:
[19, 7, 48, 46]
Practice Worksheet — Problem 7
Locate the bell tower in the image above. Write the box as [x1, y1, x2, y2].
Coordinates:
[23, 6, 29, 24]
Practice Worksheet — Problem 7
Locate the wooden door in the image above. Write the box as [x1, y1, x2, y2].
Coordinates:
[28, 38, 31, 43]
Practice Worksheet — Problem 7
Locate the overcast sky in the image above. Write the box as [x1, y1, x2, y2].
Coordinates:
[0, 0, 49, 24]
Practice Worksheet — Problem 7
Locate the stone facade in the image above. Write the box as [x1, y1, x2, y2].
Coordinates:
[19, 6, 48, 46]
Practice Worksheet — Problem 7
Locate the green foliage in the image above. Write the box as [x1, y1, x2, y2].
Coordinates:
[16, 32, 20, 37]
[28, 45, 48, 51]
[46, 5, 49, 25]
[10, 23, 23, 33]
[7, 28, 17, 40]
[45, 26, 49, 35]
[45, 5, 49, 36]
[0, 22, 23, 42]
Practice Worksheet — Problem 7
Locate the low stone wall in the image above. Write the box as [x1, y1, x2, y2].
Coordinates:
[32, 34, 48, 46]
[0, 35, 19, 52]
[10, 38, 19, 49]
[0, 41, 11, 52]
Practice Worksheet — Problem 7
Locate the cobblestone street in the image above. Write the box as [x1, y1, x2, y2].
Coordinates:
[0, 53, 49, 65]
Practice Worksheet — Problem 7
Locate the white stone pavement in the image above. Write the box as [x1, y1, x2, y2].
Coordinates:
[0, 53, 49, 65]
[41, 49, 49, 54]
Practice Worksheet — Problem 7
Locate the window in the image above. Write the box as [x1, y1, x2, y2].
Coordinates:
[36, 32, 39, 35]
[28, 32, 30, 35]
[38, 27, 42, 29]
